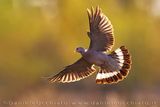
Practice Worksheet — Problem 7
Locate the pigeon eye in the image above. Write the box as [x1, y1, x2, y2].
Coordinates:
[76, 48, 79, 51]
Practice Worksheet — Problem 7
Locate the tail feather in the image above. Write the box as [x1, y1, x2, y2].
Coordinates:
[110, 46, 131, 75]
[96, 46, 131, 84]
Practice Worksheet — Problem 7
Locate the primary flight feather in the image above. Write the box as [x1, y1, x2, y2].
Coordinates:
[48, 6, 131, 84]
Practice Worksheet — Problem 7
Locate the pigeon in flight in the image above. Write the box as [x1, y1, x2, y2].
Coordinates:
[48, 6, 131, 84]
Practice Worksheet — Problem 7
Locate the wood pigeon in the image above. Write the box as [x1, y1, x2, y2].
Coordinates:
[48, 6, 131, 84]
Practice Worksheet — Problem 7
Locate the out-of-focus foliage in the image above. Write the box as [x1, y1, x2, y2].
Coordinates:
[0, 0, 160, 107]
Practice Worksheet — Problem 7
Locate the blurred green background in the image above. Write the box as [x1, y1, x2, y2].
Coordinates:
[0, 0, 160, 107]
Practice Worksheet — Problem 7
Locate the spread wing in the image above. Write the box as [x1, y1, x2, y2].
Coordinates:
[48, 58, 96, 83]
[87, 6, 114, 52]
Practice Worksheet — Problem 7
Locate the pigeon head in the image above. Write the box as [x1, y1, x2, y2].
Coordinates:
[76, 47, 85, 54]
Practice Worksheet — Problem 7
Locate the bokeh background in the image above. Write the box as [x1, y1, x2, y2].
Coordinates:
[0, 0, 160, 107]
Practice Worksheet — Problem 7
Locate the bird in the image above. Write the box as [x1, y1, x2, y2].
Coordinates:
[48, 6, 131, 84]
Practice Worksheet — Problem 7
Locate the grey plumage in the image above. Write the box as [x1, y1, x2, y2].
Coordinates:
[48, 6, 131, 84]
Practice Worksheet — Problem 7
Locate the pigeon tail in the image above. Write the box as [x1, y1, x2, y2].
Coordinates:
[96, 46, 131, 84]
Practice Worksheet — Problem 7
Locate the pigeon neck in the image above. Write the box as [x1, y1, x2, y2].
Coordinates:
[80, 49, 88, 56]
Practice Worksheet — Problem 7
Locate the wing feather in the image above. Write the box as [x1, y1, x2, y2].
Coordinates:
[48, 58, 96, 83]
[87, 6, 114, 51]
